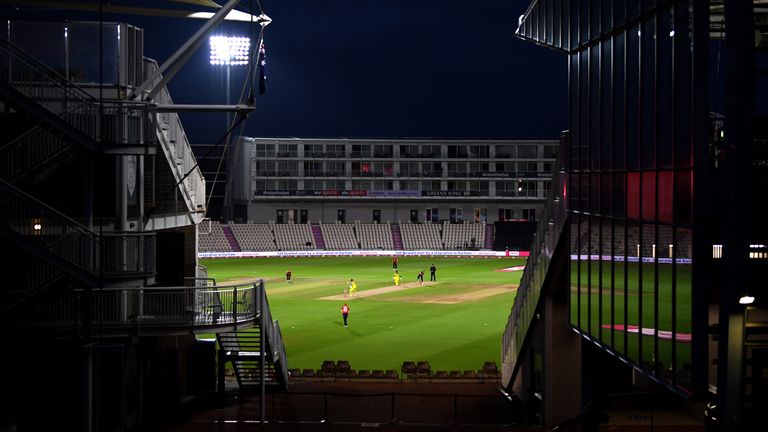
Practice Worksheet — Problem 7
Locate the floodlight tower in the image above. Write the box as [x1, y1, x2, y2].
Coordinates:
[209, 35, 250, 128]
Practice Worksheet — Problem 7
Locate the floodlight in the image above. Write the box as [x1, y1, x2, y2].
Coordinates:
[739, 294, 755, 305]
[209, 35, 251, 66]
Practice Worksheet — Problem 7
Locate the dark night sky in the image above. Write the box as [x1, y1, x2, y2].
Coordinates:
[7, 0, 568, 142]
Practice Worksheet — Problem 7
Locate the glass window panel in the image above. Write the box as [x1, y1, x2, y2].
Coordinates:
[626, 24, 641, 169]
[601, 40, 613, 170]
[590, 0, 601, 39]
[601, 219, 614, 346]
[580, 50, 590, 171]
[590, 45, 601, 171]
[626, 221, 641, 362]
[602, 0, 613, 32]
[570, 53, 581, 171]
[580, 0, 590, 45]
[658, 171, 674, 223]
[657, 224, 674, 382]
[570, 218, 579, 328]
[580, 171, 590, 211]
[553, 0, 562, 48]
[591, 173, 600, 214]
[657, 7, 674, 168]
[518, 145, 538, 158]
[69, 23, 119, 84]
[614, 0, 626, 26]
[642, 0, 656, 11]
[627, 172, 641, 219]
[571, 0, 580, 51]
[591, 216, 603, 340]
[640, 223, 656, 372]
[673, 1, 692, 168]
[642, 171, 656, 222]
[579, 217, 590, 333]
[601, 173, 613, 215]
[570, 173, 580, 211]
[10, 22, 66, 75]
[674, 170, 692, 225]
[613, 32, 626, 169]
[627, 0, 641, 19]
[641, 18, 656, 169]
[674, 227, 692, 389]
[613, 220, 627, 355]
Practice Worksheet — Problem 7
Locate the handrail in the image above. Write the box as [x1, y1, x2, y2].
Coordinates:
[501, 132, 568, 386]
[0, 178, 156, 278]
[28, 280, 260, 331]
[257, 280, 289, 383]
[0, 35, 156, 150]
[142, 58, 206, 218]
[0, 177, 98, 273]
[0, 34, 97, 104]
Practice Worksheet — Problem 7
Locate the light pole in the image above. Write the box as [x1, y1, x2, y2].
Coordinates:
[209, 35, 250, 128]
[209, 35, 249, 222]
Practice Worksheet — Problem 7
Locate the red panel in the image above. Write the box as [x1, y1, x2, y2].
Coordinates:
[627, 172, 641, 219]
[658, 171, 674, 223]
[642, 172, 656, 221]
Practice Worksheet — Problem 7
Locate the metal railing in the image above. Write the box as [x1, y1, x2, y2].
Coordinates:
[0, 177, 98, 273]
[257, 281, 289, 384]
[0, 35, 156, 150]
[32, 281, 259, 331]
[0, 179, 156, 278]
[0, 123, 72, 182]
[143, 58, 206, 218]
[501, 137, 568, 386]
[100, 232, 156, 275]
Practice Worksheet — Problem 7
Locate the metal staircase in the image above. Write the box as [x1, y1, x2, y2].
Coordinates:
[0, 178, 156, 285]
[217, 332, 282, 389]
[0, 35, 155, 156]
[217, 281, 288, 394]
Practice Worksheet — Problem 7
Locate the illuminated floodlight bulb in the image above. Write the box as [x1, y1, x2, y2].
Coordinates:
[209, 35, 251, 66]
[739, 295, 755, 305]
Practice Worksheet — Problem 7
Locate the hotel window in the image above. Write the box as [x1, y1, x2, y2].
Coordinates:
[373, 144, 393, 158]
[518, 144, 538, 158]
[469, 162, 489, 176]
[469, 145, 489, 158]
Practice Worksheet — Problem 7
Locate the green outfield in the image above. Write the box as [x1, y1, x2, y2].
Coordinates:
[200, 256, 525, 372]
[569, 260, 693, 380]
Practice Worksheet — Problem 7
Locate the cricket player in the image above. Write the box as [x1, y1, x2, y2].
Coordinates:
[393, 271, 401, 286]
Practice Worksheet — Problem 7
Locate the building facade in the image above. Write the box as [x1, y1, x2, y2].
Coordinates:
[0, 17, 286, 431]
[228, 137, 558, 225]
[506, 1, 767, 430]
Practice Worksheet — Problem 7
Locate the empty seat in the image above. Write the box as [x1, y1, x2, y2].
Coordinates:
[416, 360, 431, 377]
[321, 360, 336, 374]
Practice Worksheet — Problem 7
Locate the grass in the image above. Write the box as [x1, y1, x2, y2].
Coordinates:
[200, 256, 525, 372]
[569, 259, 693, 380]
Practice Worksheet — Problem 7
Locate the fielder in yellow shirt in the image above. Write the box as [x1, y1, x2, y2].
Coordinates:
[393, 271, 401, 286]
[348, 278, 358, 297]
